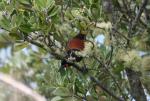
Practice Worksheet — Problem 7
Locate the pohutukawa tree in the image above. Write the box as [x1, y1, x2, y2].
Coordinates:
[0, 0, 150, 101]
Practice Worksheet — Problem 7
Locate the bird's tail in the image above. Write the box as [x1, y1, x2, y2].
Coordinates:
[61, 60, 70, 68]
[59, 60, 70, 76]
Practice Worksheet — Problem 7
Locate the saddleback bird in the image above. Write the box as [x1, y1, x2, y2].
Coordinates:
[61, 31, 94, 70]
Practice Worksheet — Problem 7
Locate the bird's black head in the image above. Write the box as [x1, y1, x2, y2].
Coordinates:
[75, 34, 86, 40]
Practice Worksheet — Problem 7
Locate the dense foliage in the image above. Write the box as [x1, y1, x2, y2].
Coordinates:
[0, 0, 150, 101]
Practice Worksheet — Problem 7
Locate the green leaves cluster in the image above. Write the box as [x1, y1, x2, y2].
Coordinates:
[0, 0, 60, 34]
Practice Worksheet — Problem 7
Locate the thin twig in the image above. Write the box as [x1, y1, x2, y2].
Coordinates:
[131, 0, 148, 30]
[90, 76, 124, 101]
[112, 28, 130, 41]
[60, 0, 64, 22]
[106, 30, 114, 66]
[122, 0, 129, 14]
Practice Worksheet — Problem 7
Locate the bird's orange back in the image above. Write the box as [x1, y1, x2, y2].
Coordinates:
[67, 38, 84, 51]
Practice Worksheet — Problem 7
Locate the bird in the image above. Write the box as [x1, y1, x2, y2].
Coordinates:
[61, 31, 94, 69]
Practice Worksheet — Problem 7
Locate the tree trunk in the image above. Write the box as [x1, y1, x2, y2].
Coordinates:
[126, 68, 147, 101]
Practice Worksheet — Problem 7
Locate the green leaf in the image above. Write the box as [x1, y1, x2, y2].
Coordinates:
[51, 96, 63, 101]
[75, 78, 85, 94]
[53, 32, 65, 42]
[48, 5, 59, 17]
[62, 97, 78, 101]
[0, 32, 13, 48]
[19, 0, 31, 5]
[90, 4, 100, 20]
[55, 0, 63, 5]
[0, 16, 11, 30]
[28, 16, 36, 24]
[11, 13, 23, 27]
[136, 0, 142, 5]
[70, 0, 81, 7]
[13, 42, 29, 52]
[79, 20, 88, 30]
[52, 87, 70, 96]
[113, 63, 125, 74]
[9, 33, 21, 41]
[19, 24, 34, 33]
[34, 0, 46, 10]
[0, 2, 5, 11]
[46, 0, 55, 8]
[15, 14, 24, 26]
[99, 45, 107, 57]
[65, 10, 74, 20]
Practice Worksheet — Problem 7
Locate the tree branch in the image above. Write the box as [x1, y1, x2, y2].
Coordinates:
[131, 0, 148, 30]
[0, 72, 46, 101]
[25, 38, 124, 100]
[90, 76, 124, 101]
[94, 56, 127, 100]
[126, 68, 147, 101]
